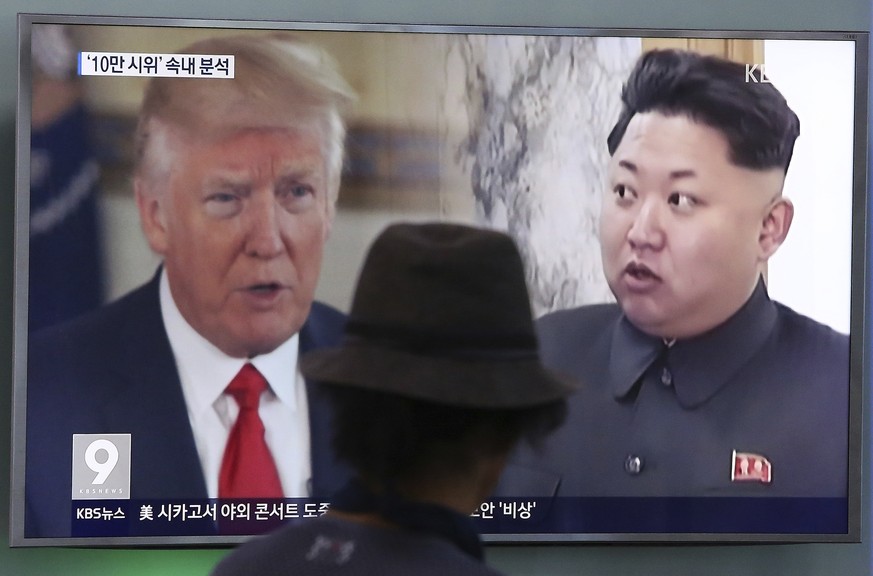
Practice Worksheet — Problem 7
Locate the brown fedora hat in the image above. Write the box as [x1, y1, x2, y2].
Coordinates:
[301, 222, 578, 408]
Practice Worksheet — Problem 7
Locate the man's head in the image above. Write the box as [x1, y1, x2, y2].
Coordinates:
[601, 49, 799, 339]
[133, 34, 354, 358]
[322, 385, 566, 506]
[301, 223, 576, 505]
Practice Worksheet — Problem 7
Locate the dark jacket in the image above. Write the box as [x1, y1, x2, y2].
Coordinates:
[24, 272, 350, 538]
[499, 280, 849, 498]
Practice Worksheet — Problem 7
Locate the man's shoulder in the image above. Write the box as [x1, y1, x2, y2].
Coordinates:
[307, 300, 346, 327]
[771, 301, 849, 355]
[534, 303, 620, 370]
[26, 279, 166, 401]
[302, 301, 347, 347]
[29, 279, 159, 352]
[211, 516, 504, 576]
[739, 300, 849, 419]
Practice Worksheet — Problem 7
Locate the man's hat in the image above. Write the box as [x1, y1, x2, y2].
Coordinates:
[301, 222, 578, 408]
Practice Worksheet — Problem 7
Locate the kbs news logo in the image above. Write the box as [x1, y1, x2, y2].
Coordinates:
[744, 64, 773, 83]
[71, 434, 131, 500]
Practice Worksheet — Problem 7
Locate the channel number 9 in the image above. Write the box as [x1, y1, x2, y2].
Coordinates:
[84, 439, 119, 485]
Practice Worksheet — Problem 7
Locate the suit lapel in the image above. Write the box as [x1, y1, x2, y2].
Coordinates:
[94, 283, 349, 502]
[100, 275, 208, 500]
[300, 303, 352, 498]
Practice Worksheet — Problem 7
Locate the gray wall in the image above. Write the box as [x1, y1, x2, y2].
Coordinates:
[2, 1, 870, 575]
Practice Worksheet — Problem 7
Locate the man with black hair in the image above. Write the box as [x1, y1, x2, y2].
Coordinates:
[504, 49, 848, 498]
[211, 222, 575, 575]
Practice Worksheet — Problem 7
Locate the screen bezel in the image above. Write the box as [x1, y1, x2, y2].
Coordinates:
[11, 12, 867, 547]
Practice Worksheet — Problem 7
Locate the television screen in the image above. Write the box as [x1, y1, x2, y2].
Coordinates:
[11, 13, 866, 546]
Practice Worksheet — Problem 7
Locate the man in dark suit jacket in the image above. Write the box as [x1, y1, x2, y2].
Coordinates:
[522, 279, 848, 498]
[25, 274, 351, 537]
[24, 33, 356, 538]
[498, 50, 850, 507]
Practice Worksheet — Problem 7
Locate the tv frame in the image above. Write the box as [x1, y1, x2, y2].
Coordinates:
[11, 12, 867, 547]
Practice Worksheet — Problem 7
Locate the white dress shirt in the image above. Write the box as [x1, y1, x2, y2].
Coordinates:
[159, 270, 312, 498]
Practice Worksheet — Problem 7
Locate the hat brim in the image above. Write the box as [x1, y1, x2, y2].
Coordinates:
[300, 343, 579, 408]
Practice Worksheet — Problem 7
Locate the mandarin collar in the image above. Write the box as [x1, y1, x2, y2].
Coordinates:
[610, 278, 778, 408]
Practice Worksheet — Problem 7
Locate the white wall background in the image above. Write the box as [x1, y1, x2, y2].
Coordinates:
[765, 39, 856, 334]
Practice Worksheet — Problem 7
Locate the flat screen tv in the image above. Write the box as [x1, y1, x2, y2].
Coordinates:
[11, 13, 866, 546]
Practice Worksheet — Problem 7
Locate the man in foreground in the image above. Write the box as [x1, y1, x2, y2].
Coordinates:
[211, 222, 576, 575]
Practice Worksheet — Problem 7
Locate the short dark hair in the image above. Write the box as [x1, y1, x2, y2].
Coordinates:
[324, 384, 567, 487]
[607, 49, 800, 173]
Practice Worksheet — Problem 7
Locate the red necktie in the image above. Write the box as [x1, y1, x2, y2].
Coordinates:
[218, 363, 283, 499]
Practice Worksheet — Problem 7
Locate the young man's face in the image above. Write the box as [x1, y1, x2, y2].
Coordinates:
[138, 127, 332, 358]
[600, 111, 790, 339]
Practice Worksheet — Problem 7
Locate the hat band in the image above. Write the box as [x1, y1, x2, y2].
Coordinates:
[343, 319, 539, 360]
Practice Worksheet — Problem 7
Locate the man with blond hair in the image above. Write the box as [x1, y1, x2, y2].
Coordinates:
[26, 33, 356, 538]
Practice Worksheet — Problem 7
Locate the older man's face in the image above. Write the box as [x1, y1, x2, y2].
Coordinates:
[138, 128, 331, 358]
[600, 112, 789, 339]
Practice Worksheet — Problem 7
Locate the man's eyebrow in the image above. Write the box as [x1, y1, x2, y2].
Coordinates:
[275, 162, 323, 179]
[276, 169, 317, 181]
[617, 159, 638, 173]
[203, 175, 251, 190]
[668, 168, 697, 180]
[616, 160, 697, 180]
